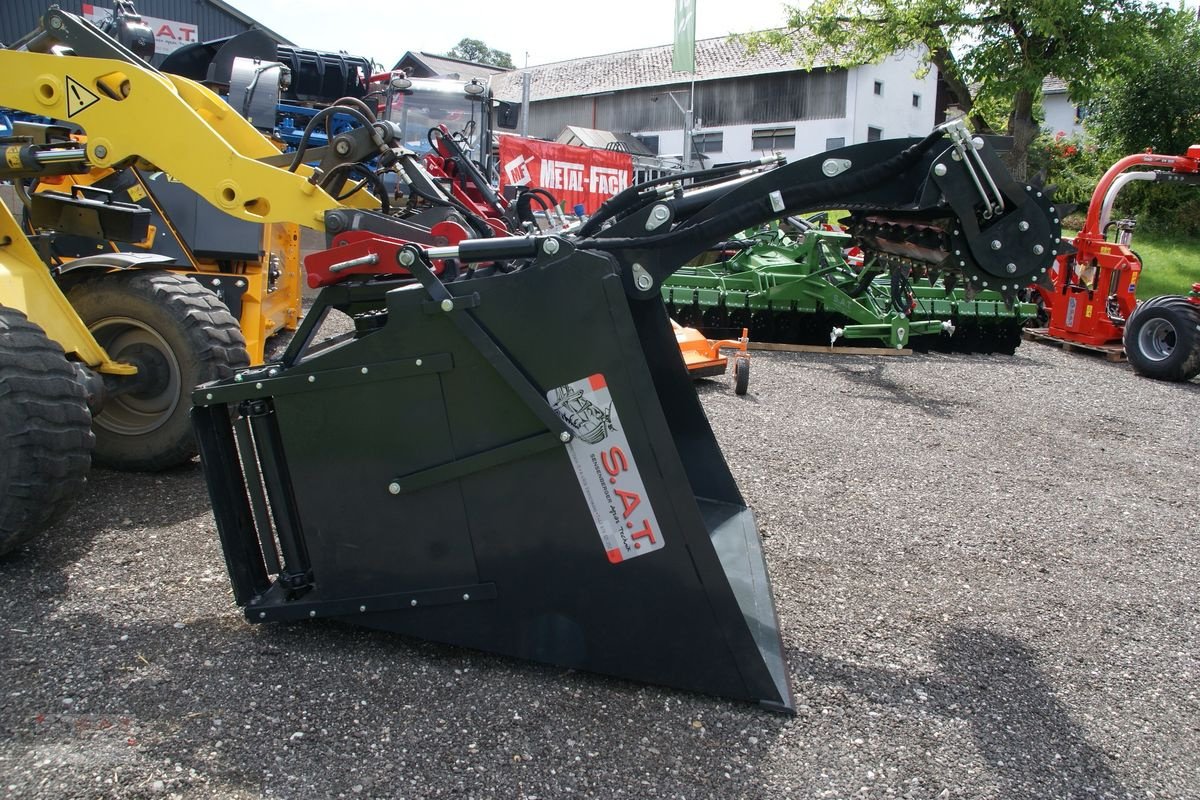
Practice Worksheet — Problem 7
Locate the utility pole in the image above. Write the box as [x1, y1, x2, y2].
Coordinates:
[663, 90, 694, 169]
[520, 71, 531, 139]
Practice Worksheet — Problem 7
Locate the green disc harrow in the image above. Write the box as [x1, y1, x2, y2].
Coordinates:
[663, 223, 1034, 353]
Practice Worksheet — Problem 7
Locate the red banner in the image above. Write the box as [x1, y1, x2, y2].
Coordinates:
[498, 136, 633, 216]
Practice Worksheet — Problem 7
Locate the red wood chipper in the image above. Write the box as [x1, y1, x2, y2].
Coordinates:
[1029, 149, 1200, 381]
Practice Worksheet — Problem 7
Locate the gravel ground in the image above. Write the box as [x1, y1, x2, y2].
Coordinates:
[1, 340, 1197, 799]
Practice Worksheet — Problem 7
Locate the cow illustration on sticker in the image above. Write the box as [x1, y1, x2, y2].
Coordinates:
[548, 374, 664, 563]
[550, 384, 616, 444]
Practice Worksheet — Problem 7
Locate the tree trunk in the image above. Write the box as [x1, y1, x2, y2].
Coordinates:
[1006, 88, 1039, 182]
[927, 45, 995, 135]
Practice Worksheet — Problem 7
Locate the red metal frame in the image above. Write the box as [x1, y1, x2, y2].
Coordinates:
[1034, 148, 1200, 346]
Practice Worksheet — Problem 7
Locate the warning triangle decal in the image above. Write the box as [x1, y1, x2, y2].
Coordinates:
[65, 76, 101, 118]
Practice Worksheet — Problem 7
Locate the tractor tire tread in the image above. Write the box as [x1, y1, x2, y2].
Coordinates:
[1123, 295, 1200, 382]
[67, 271, 248, 471]
[0, 306, 93, 555]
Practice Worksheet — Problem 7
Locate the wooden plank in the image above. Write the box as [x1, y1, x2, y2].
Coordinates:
[1021, 328, 1127, 362]
[747, 341, 912, 356]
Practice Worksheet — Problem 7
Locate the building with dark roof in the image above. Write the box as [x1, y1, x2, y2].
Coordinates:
[491, 31, 939, 166]
[393, 51, 508, 85]
[1, 0, 292, 64]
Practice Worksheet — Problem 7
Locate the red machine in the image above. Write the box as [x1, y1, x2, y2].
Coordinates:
[1032, 148, 1200, 381]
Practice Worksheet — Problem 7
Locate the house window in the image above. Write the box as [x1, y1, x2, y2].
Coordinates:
[873, 80, 883, 95]
[751, 126, 796, 151]
[692, 132, 723, 153]
[867, 126, 883, 141]
[912, 94, 921, 108]
[635, 134, 660, 154]
[1075, 105, 1088, 122]
[825, 137, 845, 150]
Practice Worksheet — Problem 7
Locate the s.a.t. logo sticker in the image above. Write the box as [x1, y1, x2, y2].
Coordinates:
[549, 374, 663, 563]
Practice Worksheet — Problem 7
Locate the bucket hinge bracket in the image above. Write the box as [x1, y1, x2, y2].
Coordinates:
[397, 244, 573, 441]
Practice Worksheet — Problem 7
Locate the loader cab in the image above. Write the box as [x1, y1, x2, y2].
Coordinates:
[369, 73, 516, 180]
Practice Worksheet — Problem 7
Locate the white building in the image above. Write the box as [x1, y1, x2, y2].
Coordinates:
[490, 32, 941, 167]
[1041, 76, 1085, 138]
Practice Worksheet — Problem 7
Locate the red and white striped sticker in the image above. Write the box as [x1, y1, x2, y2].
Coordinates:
[548, 374, 663, 563]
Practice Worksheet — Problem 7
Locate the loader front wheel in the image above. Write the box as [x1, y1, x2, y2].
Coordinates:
[67, 271, 249, 471]
[0, 306, 94, 555]
[1123, 295, 1200, 382]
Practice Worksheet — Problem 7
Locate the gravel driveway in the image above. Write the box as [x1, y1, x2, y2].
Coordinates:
[2, 341, 1197, 799]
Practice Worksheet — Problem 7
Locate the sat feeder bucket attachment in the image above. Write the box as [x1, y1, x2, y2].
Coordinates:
[193, 121, 1062, 710]
[193, 239, 794, 710]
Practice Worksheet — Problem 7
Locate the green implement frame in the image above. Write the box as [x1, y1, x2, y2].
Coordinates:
[663, 225, 1035, 352]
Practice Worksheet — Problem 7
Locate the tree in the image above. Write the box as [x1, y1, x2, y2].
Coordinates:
[1086, 9, 1200, 156]
[756, 0, 1165, 178]
[445, 38, 515, 69]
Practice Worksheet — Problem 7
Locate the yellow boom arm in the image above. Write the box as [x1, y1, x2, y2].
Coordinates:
[0, 49, 347, 230]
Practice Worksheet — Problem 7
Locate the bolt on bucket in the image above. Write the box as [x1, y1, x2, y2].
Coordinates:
[193, 240, 794, 712]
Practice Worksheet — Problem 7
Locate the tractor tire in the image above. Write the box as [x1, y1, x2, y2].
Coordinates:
[1123, 295, 1200, 382]
[66, 271, 249, 471]
[0, 306, 94, 555]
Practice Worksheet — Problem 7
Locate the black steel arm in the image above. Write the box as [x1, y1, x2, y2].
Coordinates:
[575, 121, 1062, 302]
[14, 6, 154, 69]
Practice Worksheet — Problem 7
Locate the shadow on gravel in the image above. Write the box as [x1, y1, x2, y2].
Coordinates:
[788, 626, 1128, 798]
[1, 610, 793, 798]
[0, 464, 213, 605]
[693, 377, 762, 403]
[827, 360, 967, 420]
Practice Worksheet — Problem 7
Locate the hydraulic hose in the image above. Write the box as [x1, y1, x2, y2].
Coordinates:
[515, 187, 561, 228]
[287, 105, 377, 173]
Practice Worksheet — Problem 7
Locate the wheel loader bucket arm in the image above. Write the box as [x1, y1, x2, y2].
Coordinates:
[0, 50, 344, 231]
[0, 7, 376, 231]
[0, 202, 131, 372]
[581, 121, 1063, 306]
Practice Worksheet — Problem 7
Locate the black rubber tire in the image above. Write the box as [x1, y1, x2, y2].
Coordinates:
[0, 306, 94, 555]
[1123, 295, 1200, 382]
[66, 271, 249, 470]
[733, 358, 750, 395]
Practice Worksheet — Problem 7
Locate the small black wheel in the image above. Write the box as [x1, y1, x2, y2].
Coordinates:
[1123, 295, 1200, 382]
[0, 306, 94, 555]
[733, 358, 750, 395]
[67, 271, 249, 470]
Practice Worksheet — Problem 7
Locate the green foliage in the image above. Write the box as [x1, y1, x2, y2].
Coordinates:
[444, 38, 515, 69]
[757, 0, 1165, 174]
[1115, 184, 1200, 238]
[1125, 231, 1200, 299]
[1036, 133, 1200, 240]
[1086, 9, 1200, 156]
[1027, 131, 1108, 207]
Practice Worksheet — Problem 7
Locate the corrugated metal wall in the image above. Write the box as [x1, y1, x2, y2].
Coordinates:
[524, 69, 848, 139]
[2, 1, 257, 52]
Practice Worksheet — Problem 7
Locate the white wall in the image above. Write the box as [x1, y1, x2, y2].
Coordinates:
[1043, 93, 1084, 138]
[635, 119, 858, 166]
[630, 50, 939, 165]
[848, 51, 940, 143]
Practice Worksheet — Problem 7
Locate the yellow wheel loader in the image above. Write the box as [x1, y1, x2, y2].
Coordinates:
[0, 6, 374, 550]
[3, 7, 1066, 708]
